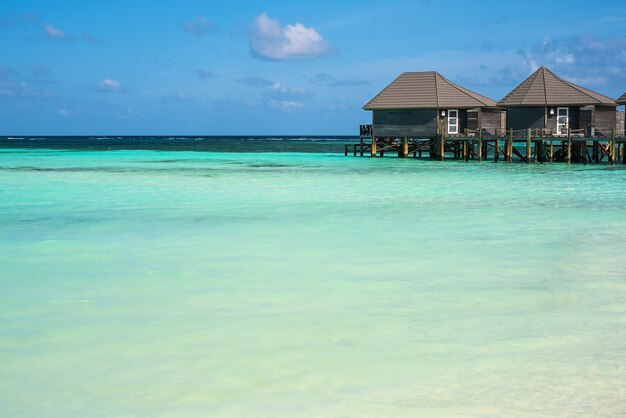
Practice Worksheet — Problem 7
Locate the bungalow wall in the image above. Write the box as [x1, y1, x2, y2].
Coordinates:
[579, 106, 593, 131]
[372, 109, 437, 138]
[507, 106, 595, 133]
[617, 110, 625, 137]
[577, 106, 616, 136]
[506, 107, 545, 130]
[374, 108, 503, 138]
[468, 108, 505, 134]
[595, 106, 617, 136]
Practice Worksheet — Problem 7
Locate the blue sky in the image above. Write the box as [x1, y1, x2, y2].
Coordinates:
[1, 0, 625, 135]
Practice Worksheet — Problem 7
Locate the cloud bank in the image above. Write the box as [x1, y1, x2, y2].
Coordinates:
[518, 34, 626, 88]
[249, 13, 334, 60]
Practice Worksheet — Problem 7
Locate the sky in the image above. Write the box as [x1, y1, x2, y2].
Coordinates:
[1, 0, 626, 135]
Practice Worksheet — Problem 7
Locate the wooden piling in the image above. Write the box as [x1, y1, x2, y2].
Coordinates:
[360, 136, 364, 157]
[400, 136, 408, 158]
[549, 140, 554, 163]
[566, 129, 572, 164]
[610, 129, 616, 165]
[504, 130, 508, 162]
[440, 123, 445, 161]
[526, 128, 531, 163]
[461, 141, 467, 161]
[478, 129, 483, 162]
[494, 137, 499, 163]
[370, 137, 377, 157]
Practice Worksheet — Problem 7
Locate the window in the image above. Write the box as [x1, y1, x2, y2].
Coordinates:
[448, 109, 458, 134]
[556, 107, 569, 135]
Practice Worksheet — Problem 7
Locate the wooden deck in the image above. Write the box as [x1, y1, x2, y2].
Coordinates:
[345, 125, 626, 164]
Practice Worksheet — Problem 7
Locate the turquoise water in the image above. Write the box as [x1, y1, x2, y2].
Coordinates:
[1, 148, 626, 417]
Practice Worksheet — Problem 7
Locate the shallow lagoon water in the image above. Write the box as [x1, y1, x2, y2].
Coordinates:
[1, 147, 625, 417]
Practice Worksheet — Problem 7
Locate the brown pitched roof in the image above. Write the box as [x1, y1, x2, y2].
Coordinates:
[363, 71, 498, 110]
[498, 67, 616, 107]
[617, 92, 626, 104]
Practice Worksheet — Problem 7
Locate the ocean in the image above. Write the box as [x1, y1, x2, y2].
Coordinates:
[1, 136, 625, 417]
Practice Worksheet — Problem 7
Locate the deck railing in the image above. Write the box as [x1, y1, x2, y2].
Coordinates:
[352, 125, 625, 164]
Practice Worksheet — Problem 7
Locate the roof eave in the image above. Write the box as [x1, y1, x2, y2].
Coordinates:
[498, 101, 617, 107]
[364, 105, 500, 110]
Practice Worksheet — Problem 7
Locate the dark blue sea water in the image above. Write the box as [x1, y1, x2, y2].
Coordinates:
[0, 136, 357, 153]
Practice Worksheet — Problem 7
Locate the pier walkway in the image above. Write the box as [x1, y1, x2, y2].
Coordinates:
[345, 125, 626, 164]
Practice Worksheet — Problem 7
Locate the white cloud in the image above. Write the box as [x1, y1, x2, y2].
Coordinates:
[271, 82, 305, 95]
[249, 13, 334, 60]
[518, 34, 626, 88]
[269, 99, 303, 111]
[96, 79, 122, 92]
[555, 54, 575, 65]
[44, 23, 73, 40]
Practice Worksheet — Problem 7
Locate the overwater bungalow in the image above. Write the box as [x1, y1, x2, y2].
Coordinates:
[363, 71, 504, 140]
[348, 68, 624, 164]
[618, 93, 626, 135]
[498, 67, 618, 137]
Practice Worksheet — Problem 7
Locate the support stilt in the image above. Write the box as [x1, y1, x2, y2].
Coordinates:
[400, 136, 408, 158]
[440, 125, 445, 161]
[494, 137, 499, 162]
[526, 128, 531, 163]
[610, 129, 616, 165]
[370, 137, 377, 158]
[566, 131, 572, 164]
[478, 129, 483, 162]
[550, 139, 554, 162]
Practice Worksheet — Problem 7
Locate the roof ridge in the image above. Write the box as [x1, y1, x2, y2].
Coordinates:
[546, 68, 601, 104]
[542, 67, 548, 105]
[362, 73, 405, 109]
[433, 72, 439, 108]
[522, 70, 544, 105]
[498, 69, 539, 105]
[436, 73, 492, 107]
[560, 78, 616, 105]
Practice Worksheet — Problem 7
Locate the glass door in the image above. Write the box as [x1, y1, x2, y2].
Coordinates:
[448, 109, 458, 134]
[556, 107, 569, 135]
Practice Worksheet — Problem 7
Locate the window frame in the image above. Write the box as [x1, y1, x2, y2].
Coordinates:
[556, 107, 569, 135]
[447, 109, 459, 135]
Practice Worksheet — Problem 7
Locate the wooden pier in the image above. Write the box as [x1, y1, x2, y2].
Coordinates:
[346, 125, 626, 165]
